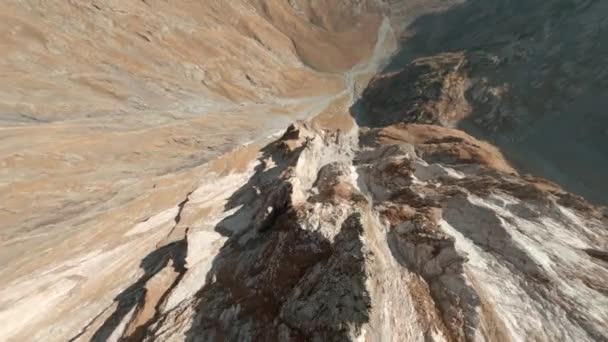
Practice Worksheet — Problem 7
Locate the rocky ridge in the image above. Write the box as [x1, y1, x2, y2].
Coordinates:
[72, 120, 608, 341]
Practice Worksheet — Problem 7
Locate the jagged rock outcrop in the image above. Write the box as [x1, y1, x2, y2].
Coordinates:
[66, 121, 607, 341]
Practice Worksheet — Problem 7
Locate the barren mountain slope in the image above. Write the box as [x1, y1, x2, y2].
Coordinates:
[0, 0, 382, 234]
[0, 0, 387, 339]
[1, 1, 607, 341]
[357, 0, 608, 204]
[64, 121, 608, 341]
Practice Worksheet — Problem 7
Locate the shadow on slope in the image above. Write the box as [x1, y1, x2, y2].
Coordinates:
[181, 133, 371, 340]
[87, 241, 187, 342]
[89, 129, 372, 340]
[352, 0, 608, 204]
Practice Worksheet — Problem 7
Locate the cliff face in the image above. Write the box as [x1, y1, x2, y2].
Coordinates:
[357, 0, 608, 204]
[1, 1, 608, 341]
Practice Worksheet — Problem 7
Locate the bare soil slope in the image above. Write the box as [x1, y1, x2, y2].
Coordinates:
[0, 1, 385, 340]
